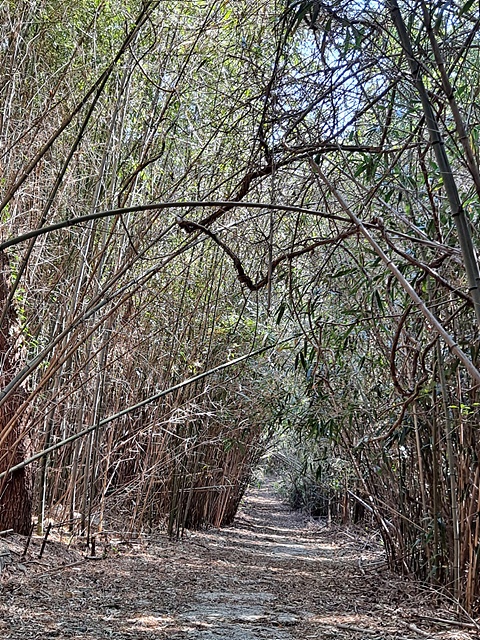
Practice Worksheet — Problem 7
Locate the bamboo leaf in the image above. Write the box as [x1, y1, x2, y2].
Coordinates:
[276, 301, 286, 325]
[459, 0, 475, 16]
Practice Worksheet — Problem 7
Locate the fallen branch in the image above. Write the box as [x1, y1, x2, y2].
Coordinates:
[416, 614, 479, 630]
[35, 560, 86, 578]
[398, 620, 433, 638]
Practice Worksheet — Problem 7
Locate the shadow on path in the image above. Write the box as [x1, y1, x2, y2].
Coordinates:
[0, 479, 472, 639]
[163, 480, 466, 639]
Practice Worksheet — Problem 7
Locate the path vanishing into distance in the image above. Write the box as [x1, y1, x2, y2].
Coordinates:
[0, 481, 475, 639]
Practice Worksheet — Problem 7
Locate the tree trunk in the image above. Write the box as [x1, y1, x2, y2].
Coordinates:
[0, 252, 32, 534]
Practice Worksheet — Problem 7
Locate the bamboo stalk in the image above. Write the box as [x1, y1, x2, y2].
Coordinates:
[387, 0, 480, 330]
[436, 340, 461, 603]
[419, 0, 480, 201]
[312, 165, 480, 386]
[0, 338, 296, 481]
[431, 385, 441, 581]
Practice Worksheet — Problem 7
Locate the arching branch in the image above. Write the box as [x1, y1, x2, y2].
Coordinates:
[176, 216, 358, 291]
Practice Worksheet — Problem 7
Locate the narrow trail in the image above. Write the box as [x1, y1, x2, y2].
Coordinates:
[0, 481, 474, 639]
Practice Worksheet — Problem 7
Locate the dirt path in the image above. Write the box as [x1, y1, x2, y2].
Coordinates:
[0, 481, 476, 639]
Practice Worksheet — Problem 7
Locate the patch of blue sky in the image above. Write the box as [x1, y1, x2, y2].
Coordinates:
[270, 4, 395, 147]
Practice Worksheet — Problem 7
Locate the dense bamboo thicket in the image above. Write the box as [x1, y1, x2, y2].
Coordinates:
[2, 0, 480, 614]
[0, 0, 284, 538]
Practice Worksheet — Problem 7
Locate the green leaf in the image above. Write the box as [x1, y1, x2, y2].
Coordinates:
[333, 267, 356, 278]
[275, 302, 286, 325]
[373, 289, 384, 313]
[354, 159, 367, 177]
[299, 350, 307, 372]
[459, 0, 475, 16]
[284, 1, 314, 37]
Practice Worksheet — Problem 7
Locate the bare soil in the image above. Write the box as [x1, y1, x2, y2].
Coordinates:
[0, 480, 477, 639]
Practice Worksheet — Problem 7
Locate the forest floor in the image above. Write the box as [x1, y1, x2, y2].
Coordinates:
[0, 480, 478, 640]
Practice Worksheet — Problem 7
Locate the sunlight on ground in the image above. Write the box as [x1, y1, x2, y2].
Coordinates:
[126, 614, 174, 629]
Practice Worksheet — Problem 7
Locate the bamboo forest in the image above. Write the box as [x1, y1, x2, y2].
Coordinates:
[2, 0, 480, 636]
